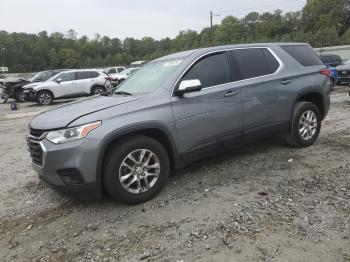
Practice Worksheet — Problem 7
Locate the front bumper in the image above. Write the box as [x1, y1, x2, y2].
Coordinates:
[22, 88, 37, 101]
[29, 137, 101, 199]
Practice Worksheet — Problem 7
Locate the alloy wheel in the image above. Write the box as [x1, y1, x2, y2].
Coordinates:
[38, 93, 52, 105]
[298, 110, 317, 141]
[119, 149, 160, 194]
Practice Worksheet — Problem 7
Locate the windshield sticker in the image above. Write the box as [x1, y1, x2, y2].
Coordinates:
[163, 60, 182, 67]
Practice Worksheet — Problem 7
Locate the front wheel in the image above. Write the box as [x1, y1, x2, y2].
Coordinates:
[286, 102, 321, 148]
[103, 136, 170, 204]
[16, 90, 27, 102]
[36, 91, 53, 105]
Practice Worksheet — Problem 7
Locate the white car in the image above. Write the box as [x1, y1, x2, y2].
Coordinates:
[23, 69, 110, 105]
[105, 66, 126, 75]
[109, 67, 140, 85]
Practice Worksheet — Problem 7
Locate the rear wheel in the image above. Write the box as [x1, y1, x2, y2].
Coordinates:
[91, 85, 105, 95]
[103, 136, 170, 204]
[286, 102, 321, 148]
[36, 91, 53, 105]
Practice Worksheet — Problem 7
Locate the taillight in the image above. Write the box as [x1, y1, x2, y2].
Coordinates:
[320, 68, 331, 77]
[105, 76, 113, 81]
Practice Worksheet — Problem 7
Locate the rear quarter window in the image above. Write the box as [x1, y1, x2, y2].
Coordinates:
[282, 45, 323, 67]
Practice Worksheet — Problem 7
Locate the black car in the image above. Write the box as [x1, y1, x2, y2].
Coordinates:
[337, 60, 350, 84]
[320, 54, 343, 67]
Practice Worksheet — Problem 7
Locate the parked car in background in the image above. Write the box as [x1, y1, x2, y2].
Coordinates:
[30, 69, 68, 82]
[0, 78, 30, 102]
[337, 59, 350, 85]
[320, 54, 341, 90]
[23, 69, 111, 105]
[0, 69, 67, 102]
[105, 66, 126, 75]
[27, 43, 330, 204]
[109, 67, 140, 86]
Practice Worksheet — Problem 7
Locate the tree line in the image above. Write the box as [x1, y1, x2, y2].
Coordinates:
[0, 0, 349, 73]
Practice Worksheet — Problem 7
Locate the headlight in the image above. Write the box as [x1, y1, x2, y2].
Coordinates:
[46, 121, 101, 144]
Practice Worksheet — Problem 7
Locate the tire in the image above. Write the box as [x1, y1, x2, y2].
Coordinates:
[91, 85, 106, 95]
[103, 136, 170, 204]
[286, 102, 321, 148]
[16, 90, 27, 103]
[36, 91, 53, 105]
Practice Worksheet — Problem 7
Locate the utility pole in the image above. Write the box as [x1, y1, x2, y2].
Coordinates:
[210, 11, 220, 45]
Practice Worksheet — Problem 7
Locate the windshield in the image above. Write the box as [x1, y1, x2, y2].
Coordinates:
[116, 59, 182, 95]
[31, 71, 54, 82]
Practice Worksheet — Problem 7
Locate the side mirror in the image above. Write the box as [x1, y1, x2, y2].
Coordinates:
[175, 79, 202, 96]
[55, 78, 63, 83]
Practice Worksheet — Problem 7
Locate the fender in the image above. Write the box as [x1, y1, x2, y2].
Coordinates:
[291, 87, 325, 123]
[95, 123, 181, 197]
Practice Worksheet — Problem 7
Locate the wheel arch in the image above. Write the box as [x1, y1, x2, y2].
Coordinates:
[36, 89, 55, 99]
[294, 91, 325, 119]
[95, 124, 181, 196]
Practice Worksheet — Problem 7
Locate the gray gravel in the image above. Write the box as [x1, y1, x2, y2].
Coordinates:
[0, 87, 349, 262]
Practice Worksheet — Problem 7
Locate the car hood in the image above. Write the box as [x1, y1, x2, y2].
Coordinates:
[30, 95, 139, 130]
[24, 81, 54, 89]
[336, 64, 350, 70]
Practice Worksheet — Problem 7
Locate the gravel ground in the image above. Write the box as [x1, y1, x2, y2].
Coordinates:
[0, 87, 349, 262]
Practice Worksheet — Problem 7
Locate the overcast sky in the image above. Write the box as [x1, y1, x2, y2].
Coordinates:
[1, 0, 307, 40]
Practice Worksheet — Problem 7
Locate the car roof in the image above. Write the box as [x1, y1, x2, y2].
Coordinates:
[61, 69, 104, 73]
[153, 42, 310, 62]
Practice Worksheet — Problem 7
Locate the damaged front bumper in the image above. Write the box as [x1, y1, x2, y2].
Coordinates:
[22, 88, 37, 101]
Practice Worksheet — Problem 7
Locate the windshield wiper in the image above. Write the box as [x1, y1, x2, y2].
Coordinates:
[115, 91, 133, 96]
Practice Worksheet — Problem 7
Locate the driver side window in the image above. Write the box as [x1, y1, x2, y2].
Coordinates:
[182, 52, 232, 88]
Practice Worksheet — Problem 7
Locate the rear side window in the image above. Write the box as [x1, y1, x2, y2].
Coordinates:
[321, 55, 342, 67]
[231, 48, 279, 80]
[76, 71, 99, 80]
[182, 52, 232, 88]
[282, 45, 323, 67]
[108, 68, 116, 74]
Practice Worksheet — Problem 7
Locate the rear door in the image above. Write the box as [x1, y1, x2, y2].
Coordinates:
[171, 51, 243, 161]
[230, 48, 291, 138]
[76, 71, 100, 94]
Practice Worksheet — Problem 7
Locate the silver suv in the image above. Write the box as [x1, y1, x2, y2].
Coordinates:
[27, 43, 331, 204]
[23, 69, 111, 105]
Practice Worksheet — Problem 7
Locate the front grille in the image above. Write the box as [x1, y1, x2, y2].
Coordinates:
[27, 139, 43, 166]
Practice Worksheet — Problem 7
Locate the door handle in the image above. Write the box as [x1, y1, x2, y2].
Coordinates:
[280, 79, 292, 85]
[224, 91, 238, 97]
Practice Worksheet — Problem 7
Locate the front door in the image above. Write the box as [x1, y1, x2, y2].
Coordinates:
[171, 51, 244, 161]
[53, 72, 77, 98]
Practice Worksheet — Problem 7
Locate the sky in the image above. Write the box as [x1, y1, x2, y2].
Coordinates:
[0, 0, 307, 40]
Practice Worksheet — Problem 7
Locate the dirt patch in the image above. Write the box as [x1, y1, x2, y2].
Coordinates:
[0, 86, 350, 261]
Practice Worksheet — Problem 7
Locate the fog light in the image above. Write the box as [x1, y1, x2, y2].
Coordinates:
[57, 169, 84, 185]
